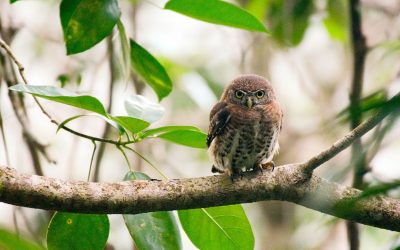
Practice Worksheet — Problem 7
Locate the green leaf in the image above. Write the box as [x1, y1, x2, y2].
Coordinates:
[323, 0, 348, 41]
[111, 116, 150, 134]
[57, 74, 70, 88]
[47, 213, 109, 250]
[336, 90, 388, 123]
[267, 0, 314, 46]
[0, 227, 44, 250]
[117, 20, 131, 83]
[245, 0, 269, 21]
[130, 39, 172, 101]
[141, 126, 207, 148]
[10, 0, 19, 3]
[357, 180, 400, 200]
[60, 0, 121, 55]
[165, 0, 268, 33]
[9, 84, 108, 117]
[125, 95, 165, 123]
[178, 205, 254, 250]
[123, 172, 182, 250]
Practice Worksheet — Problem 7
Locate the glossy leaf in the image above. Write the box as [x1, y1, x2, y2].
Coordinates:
[178, 205, 254, 250]
[9, 84, 108, 117]
[245, 0, 269, 21]
[60, 0, 121, 54]
[141, 126, 207, 148]
[323, 0, 348, 41]
[0, 227, 44, 250]
[267, 0, 314, 46]
[123, 171, 182, 250]
[47, 212, 109, 250]
[165, 0, 268, 33]
[111, 116, 150, 134]
[125, 95, 165, 123]
[130, 39, 172, 101]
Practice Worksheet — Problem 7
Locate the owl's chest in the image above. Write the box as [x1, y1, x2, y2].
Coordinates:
[213, 113, 275, 169]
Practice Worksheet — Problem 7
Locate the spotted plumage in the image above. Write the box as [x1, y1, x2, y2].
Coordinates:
[207, 74, 282, 178]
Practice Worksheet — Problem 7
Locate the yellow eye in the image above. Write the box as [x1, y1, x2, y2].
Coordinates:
[256, 90, 265, 99]
[235, 90, 245, 99]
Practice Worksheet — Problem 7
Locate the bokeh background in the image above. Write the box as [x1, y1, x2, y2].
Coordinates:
[1, 0, 400, 249]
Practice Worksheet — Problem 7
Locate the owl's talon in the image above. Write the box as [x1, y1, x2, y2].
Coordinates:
[211, 165, 224, 174]
[261, 161, 275, 172]
[254, 164, 263, 174]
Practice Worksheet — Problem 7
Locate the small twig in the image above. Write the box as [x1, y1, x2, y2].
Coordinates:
[0, 40, 25, 80]
[0, 39, 54, 122]
[300, 93, 400, 173]
[0, 38, 127, 147]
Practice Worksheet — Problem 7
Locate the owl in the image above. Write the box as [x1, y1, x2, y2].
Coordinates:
[207, 74, 282, 179]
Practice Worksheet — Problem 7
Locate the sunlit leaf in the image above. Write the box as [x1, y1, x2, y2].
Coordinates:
[165, 0, 268, 33]
[245, 0, 269, 21]
[267, 0, 314, 46]
[130, 39, 172, 101]
[47, 212, 109, 250]
[323, 0, 348, 41]
[125, 95, 165, 123]
[0, 227, 44, 250]
[123, 172, 182, 250]
[141, 126, 207, 148]
[111, 116, 150, 134]
[60, 0, 121, 54]
[178, 205, 254, 250]
[9, 84, 108, 117]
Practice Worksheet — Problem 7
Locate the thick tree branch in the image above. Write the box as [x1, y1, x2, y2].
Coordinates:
[1, 165, 400, 231]
[0, 95, 399, 232]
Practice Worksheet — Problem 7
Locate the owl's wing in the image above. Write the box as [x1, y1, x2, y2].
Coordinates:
[207, 102, 231, 147]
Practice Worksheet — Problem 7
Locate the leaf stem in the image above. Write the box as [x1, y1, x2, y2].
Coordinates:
[86, 141, 97, 181]
[123, 145, 168, 180]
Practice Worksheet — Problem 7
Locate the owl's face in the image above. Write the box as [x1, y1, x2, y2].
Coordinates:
[222, 74, 275, 109]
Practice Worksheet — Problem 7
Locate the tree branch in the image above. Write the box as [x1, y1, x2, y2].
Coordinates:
[300, 93, 399, 173]
[1, 165, 400, 231]
[348, 0, 368, 248]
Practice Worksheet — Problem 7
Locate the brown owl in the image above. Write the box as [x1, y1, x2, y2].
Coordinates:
[207, 74, 282, 179]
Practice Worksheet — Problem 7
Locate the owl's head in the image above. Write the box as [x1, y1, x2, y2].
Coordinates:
[222, 74, 276, 109]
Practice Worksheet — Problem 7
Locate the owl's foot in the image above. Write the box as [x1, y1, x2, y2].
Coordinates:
[261, 161, 275, 172]
[211, 165, 224, 174]
[229, 168, 243, 182]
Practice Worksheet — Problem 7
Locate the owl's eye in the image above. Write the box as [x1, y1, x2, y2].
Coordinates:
[255, 90, 265, 99]
[235, 90, 245, 99]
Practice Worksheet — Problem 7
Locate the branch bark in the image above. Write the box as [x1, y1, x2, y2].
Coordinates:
[1, 165, 400, 231]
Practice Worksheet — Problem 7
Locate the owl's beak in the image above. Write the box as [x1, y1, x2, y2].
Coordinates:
[246, 97, 253, 109]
